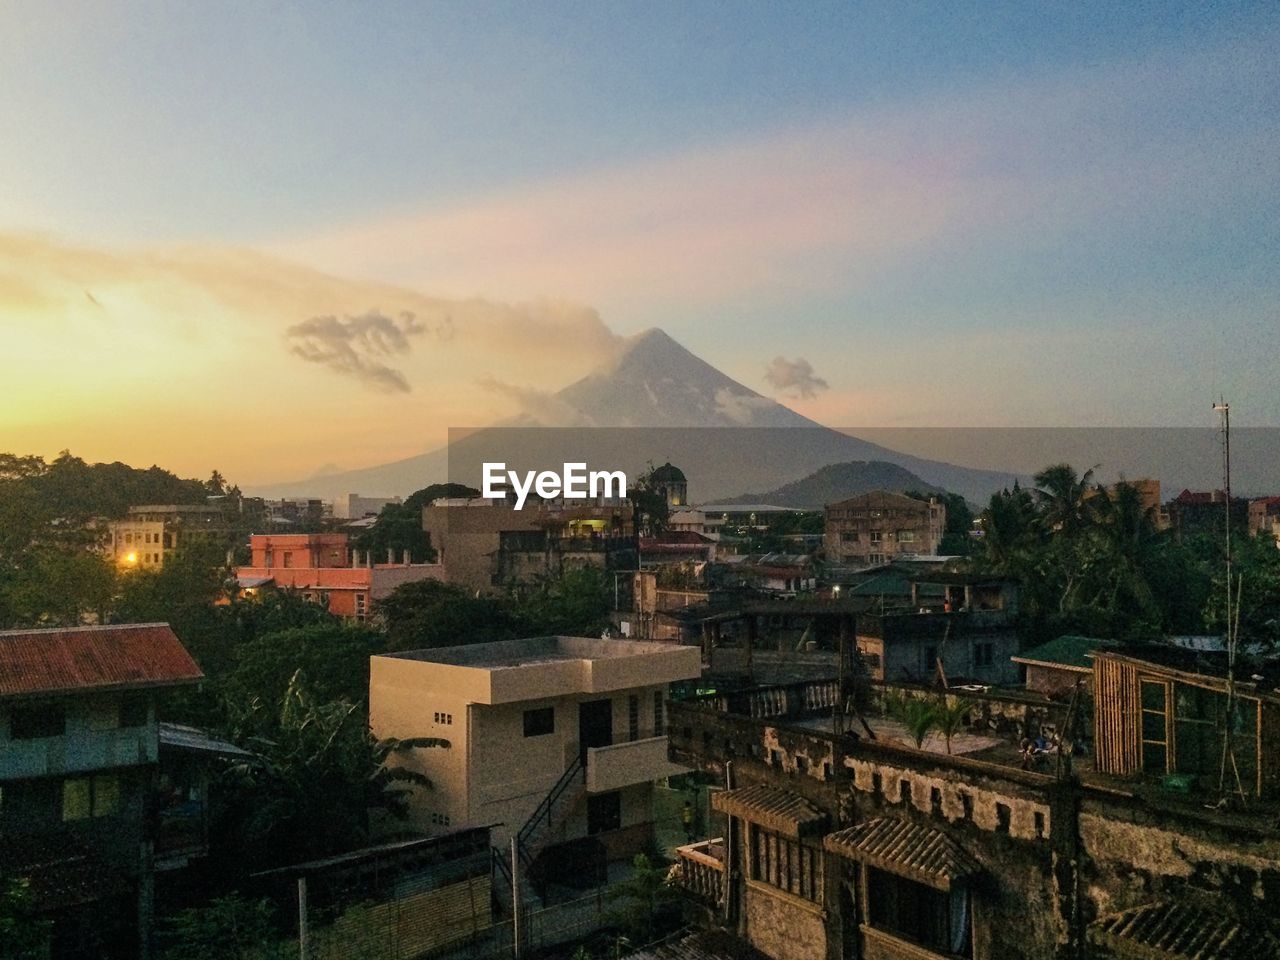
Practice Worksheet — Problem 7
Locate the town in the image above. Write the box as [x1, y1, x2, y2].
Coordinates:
[4, 5, 1278, 959]
[2, 445, 1278, 959]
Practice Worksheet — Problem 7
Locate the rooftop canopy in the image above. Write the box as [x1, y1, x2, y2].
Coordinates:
[824, 817, 981, 891]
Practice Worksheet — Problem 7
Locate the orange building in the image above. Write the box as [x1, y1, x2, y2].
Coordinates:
[235, 533, 443, 621]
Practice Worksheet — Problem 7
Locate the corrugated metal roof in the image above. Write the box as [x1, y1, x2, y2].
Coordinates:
[0, 623, 203, 699]
[711, 785, 827, 839]
[158, 722, 251, 757]
[824, 817, 980, 891]
[1089, 900, 1280, 960]
[1012, 635, 1119, 670]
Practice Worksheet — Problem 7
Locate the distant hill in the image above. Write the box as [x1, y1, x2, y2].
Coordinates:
[719, 460, 946, 511]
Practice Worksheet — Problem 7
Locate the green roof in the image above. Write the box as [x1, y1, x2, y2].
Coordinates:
[1014, 635, 1118, 670]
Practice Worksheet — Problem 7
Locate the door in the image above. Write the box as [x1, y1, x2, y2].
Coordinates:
[579, 698, 613, 762]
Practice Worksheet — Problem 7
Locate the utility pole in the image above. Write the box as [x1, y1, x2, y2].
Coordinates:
[297, 877, 310, 960]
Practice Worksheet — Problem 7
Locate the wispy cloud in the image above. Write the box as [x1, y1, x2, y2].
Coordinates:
[764, 356, 828, 399]
[286, 311, 427, 393]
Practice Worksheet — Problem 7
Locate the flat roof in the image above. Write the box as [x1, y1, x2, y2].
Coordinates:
[374, 635, 702, 704]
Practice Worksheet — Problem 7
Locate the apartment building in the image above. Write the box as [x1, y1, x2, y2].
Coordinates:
[370, 636, 700, 881]
[824, 491, 945, 566]
[234, 532, 443, 621]
[106, 503, 230, 569]
[0, 623, 204, 959]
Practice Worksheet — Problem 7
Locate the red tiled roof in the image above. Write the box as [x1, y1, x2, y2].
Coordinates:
[0, 623, 204, 699]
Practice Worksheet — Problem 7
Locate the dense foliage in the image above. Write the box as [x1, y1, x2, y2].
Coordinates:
[971, 464, 1279, 648]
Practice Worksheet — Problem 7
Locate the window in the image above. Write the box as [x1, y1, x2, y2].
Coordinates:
[120, 696, 148, 728]
[868, 553, 885, 565]
[870, 530, 883, 543]
[628, 695, 640, 742]
[840, 531, 858, 543]
[283, 552, 292, 568]
[62, 774, 120, 821]
[749, 827, 820, 901]
[125, 532, 133, 544]
[523, 707, 554, 737]
[432, 711, 453, 725]
[586, 791, 621, 834]
[1140, 680, 1169, 774]
[868, 868, 970, 956]
[10, 706, 65, 740]
[355, 593, 367, 620]
[974, 642, 994, 668]
[1173, 684, 1258, 789]
[653, 691, 664, 737]
[899, 530, 916, 543]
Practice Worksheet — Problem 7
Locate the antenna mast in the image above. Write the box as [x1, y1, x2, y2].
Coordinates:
[1213, 399, 1246, 803]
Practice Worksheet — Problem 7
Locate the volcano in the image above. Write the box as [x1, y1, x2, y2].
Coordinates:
[249, 328, 1017, 503]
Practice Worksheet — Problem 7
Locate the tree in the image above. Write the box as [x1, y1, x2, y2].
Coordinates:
[0, 876, 51, 960]
[156, 894, 289, 960]
[905, 490, 974, 556]
[931, 697, 970, 755]
[354, 483, 479, 565]
[606, 854, 683, 946]
[1033, 463, 1098, 538]
[222, 623, 385, 730]
[220, 672, 440, 867]
[511, 566, 612, 637]
[377, 579, 517, 651]
[883, 691, 938, 749]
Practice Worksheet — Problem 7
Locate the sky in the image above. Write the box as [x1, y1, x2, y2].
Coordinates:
[2, 2, 1278, 485]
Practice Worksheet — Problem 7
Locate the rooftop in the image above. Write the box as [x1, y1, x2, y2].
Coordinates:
[373, 635, 702, 704]
[1012, 635, 1120, 671]
[0, 623, 204, 699]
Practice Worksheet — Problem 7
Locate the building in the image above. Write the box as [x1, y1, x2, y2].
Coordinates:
[234, 532, 444, 621]
[1011, 635, 1119, 697]
[1165, 489, 1249, 540]
[856, 573, 1021, 686]
[106, 504, 231, 569]
[332, 493, 403, 520]
[1248, 496, 1280, 547]
[720, 553, 817, 595]
[664, 669, 1280, 960]
[824, 491, 945, 566]
[0, 623, 204, 959]
[1092, 645, 1280, 799]
[369, 636, 701, 881]
[423, 498, 635, 594]
[649, 462, 688, 508]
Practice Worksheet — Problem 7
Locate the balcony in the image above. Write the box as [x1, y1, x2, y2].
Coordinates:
[672, 838, 725, 907]
[585, 735, 687, 793]
[1, 726, 156, 780]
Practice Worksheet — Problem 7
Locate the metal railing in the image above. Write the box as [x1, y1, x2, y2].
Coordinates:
[515, 753, 584, 869]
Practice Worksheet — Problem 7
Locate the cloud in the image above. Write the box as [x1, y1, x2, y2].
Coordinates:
[476, 376, 589, 426]
[0, 232, 623, 482]
[763, 356, 829, 399]
[285, 310, 427, 393]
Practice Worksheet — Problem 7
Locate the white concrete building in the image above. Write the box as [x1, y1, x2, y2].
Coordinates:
[370, 636, 701, 870]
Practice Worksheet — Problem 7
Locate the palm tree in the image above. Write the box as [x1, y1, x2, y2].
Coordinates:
[932, 697, 971, 755]
[884, 690, 938, 749]
[1033, 463, 1097, 537]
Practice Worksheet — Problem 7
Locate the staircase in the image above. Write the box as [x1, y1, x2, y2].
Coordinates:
[492, 754, 587, 910]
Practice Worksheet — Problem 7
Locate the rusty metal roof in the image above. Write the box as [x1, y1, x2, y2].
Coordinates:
[711, 784, 828, 839]
[1089, 900, 1280, 960]
[0, 623, 203, 699]
[823, 817, 980, 891]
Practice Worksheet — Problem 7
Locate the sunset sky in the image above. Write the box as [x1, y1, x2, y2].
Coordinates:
[2, 3, 1277, 486]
